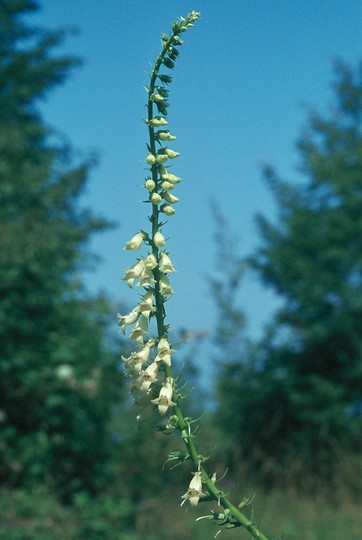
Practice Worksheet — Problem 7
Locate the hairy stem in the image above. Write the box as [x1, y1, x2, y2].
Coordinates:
[144, 18, 271, 540]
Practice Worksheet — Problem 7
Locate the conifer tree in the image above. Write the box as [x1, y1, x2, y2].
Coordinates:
[0, 0, 121, 499]
[216, 62, 362, 491]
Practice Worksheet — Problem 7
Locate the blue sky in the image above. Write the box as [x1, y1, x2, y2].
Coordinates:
[34, 1, 361, 346]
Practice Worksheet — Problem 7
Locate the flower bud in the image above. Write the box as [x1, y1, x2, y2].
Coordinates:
[156, 131, 176, 141]
[148, 117, 168, 127]
[146, 153, 156, 165]
[163, 192, 179, 204]
[161, 172, 181, 184]
[154, 231, 166, 247]
[161, 204, 175, 216]
[163, 148, 180, 159]
[151, 192, 162, 205]
[156, 154, 169, 164]
[151, 93, 164, 102]
[145, 179, 156, 190]
[161, 181, 174, 191]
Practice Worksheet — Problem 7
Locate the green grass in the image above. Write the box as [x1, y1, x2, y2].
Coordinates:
[1, 487, 361, 539]
[162, 489, 362, 540]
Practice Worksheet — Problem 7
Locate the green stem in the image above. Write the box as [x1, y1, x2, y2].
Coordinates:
[145, 19, 270, 540]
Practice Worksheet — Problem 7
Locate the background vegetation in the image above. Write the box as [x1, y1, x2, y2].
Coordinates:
[1, 1, 361, 538]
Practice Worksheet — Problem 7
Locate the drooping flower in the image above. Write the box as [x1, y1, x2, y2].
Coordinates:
[137, 267, 156, 287]
[151, 378, 176, 414]
[138, 361, 159, 392]
[155, 336, 176, 366]
[124, 232, 145, 251]
[159, 273, 174, 295]
[117, 308, 140, 334]
[122, 340, 153, 372]
[129, 314, 149, 343]
[123, 260, 145, 287]
[158, 337, 174, 355]
[143, 253, 158, 269]
[159, 252, 176, 273]
[138, 290, 155, 318]
[180, 471, 204, 506]
[154, 231, 166, 247]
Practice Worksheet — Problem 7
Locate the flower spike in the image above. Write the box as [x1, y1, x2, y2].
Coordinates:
[119, 11, 271, 540]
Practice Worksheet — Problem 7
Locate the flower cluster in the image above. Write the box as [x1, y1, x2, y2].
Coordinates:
[118, 11, 200, 420]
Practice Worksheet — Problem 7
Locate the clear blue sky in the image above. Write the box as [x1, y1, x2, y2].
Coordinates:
[33, 1, 361, 344]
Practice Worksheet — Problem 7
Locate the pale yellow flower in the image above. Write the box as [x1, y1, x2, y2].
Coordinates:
[159, 252, 176, 273]
[151, 379, 176, 414]
[137, 267, 156, 287]
[154, 231, 166, 247]
[117, 308, 139, 334]
[181, 471, 204, 506]
[138, 361, 159, 392]
[138, 291, 155, 318]
[124, 232, 145, 251]
[123, 260, 145, 287]
[159, 274, 174, 295]
[143, 253, 158, 269]
[129, 314, 149, 343]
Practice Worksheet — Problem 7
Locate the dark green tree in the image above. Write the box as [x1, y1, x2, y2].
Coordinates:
[215, 62, 362, 493]
[0, 0, 123, 500]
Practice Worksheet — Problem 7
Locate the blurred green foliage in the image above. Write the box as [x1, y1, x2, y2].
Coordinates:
[0, 0, 124, 501]
[214, 61, 362, 495]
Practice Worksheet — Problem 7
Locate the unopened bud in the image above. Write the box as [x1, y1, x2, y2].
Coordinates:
[161, 181, 174, 191]
[146, 153, 156, 165]
[161, 204, 175, 216]
[151, 193, 162, 205]
[163, 192, 179, 204]
[145, 179, 156, 190]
